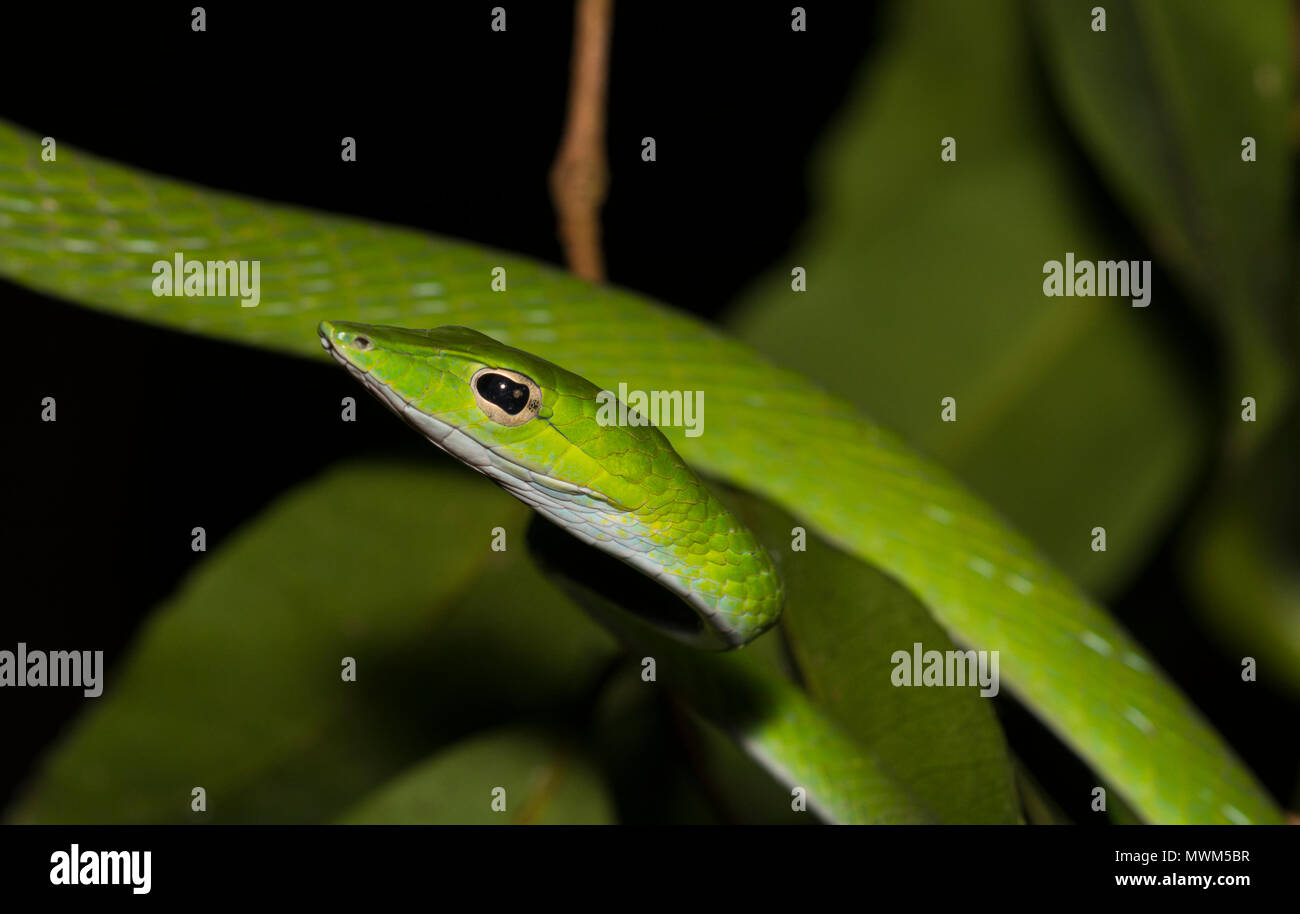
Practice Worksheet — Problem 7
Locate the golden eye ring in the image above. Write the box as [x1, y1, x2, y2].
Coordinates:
[470, 367, 542, 426]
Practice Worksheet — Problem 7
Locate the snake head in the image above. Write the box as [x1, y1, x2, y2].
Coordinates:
[318, 321, 647, 511]
[319, 322, 559, 424]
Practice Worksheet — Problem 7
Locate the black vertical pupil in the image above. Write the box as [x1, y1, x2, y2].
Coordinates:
[476, 374, 531, 415]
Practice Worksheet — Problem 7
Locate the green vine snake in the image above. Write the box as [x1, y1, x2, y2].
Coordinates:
[0, 120, 1282, 823]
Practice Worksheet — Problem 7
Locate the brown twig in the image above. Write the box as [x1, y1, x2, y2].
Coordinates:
[550, 0, 613, 281]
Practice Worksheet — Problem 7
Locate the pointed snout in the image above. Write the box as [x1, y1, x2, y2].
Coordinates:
[318, 320, 377, 355]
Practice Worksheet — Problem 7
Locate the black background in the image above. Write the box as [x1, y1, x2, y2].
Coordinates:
[2, 824, 1294, 898]
[0, 1, 1294, 824]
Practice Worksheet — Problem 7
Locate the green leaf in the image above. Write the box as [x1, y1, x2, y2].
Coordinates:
[8, 460, 617, 823]
[731, 492, 1020, 824]
[1033, 0, 1295, 452]
[728, 0, 1207, 597]
[339, 727, 613, 825]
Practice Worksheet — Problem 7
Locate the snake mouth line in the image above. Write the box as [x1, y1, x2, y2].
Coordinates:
[319, 330, 414, 412]
[319, 326, 547, 489]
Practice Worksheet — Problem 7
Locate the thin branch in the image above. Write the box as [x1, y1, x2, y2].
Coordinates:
[550, 0, 613, 281]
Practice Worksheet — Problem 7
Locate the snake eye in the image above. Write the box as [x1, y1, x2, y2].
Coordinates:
[471, 368, 542, 426]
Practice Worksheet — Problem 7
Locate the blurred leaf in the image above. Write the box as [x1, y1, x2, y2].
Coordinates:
[728, 0, 1206, 597]
[590, 665, 725, 823]
[589, 663, 812, 823]
[687, 718, 815, 824]
[730, 491, 1019, 824]
[525, 518, 935, 824]
[339, 727, 612, 825]
[1184, 414, 1300, 696]
[1033, 0, 1296, 453]
[8, 460, 617, 823]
